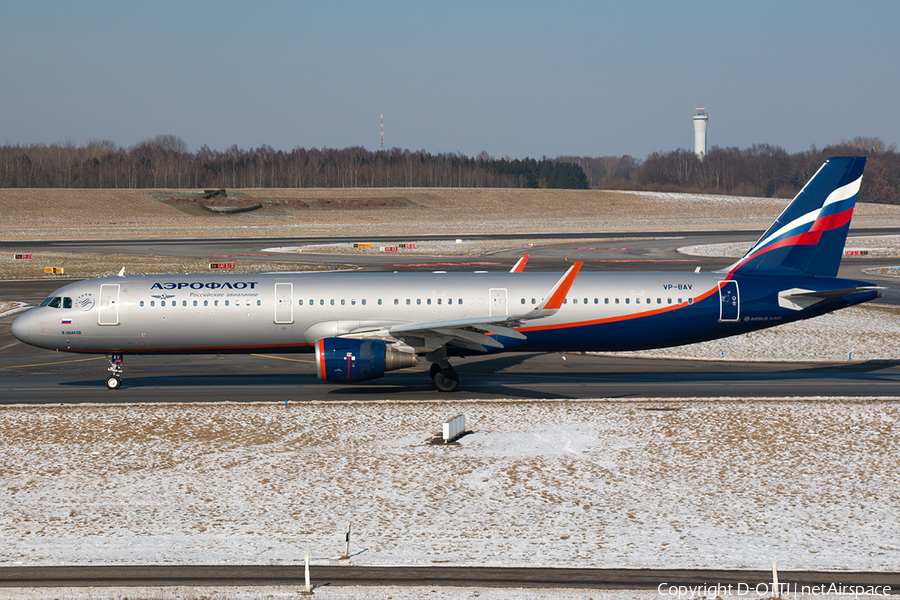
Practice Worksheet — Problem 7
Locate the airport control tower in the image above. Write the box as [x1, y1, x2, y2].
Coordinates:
[693, 108, 708, 158]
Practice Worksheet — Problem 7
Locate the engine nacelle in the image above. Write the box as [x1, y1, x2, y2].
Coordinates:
[315, 338, 417, 383]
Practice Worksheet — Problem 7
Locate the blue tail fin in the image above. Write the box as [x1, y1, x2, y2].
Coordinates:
[725, 156, 866, 278]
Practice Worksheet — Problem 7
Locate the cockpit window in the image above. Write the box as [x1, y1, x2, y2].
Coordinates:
[40, 297, 62, 308]
[38, 296, 73, 309]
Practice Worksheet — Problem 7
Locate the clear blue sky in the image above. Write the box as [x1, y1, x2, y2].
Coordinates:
[2, 1, 898, 159]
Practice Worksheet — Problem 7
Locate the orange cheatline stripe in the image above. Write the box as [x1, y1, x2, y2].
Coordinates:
[521, 284, 719, 333]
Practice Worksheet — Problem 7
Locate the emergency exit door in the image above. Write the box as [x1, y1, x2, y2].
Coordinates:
[490, 288, 508, 316]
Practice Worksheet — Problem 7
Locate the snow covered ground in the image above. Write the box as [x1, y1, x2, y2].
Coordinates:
[0, 587, 625, 599]
[261, 238, 612, 257]
[4, 587, 881, 600]
[679, 235, 900, 260]
[2, 398, 898, 574]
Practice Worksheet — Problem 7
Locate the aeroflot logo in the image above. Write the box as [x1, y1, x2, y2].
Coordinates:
[150, 281, 259, 290]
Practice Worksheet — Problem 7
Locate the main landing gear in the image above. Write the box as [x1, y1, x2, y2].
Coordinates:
[429, 361, 459, 393]
[105, 353, 124, 390]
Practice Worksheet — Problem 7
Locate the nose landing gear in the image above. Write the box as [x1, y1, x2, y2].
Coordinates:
[105, 353, 123, 390]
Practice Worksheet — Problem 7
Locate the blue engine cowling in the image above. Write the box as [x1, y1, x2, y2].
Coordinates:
[315, 338, 417, 383]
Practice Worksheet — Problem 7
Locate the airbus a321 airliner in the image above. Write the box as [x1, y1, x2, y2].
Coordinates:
[12, 157, 881, 392]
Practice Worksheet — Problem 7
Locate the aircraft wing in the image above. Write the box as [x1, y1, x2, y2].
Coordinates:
[349, 262, 583, 351]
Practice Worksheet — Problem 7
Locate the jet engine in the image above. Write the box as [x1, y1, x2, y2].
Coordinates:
[315, 338, 417, 383]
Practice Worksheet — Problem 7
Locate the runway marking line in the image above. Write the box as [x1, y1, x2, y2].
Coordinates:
[251, 353, 315, 364]
[0, 356, 105, 369]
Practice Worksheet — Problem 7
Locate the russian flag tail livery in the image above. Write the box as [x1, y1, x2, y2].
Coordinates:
[725, 156, 866, 278]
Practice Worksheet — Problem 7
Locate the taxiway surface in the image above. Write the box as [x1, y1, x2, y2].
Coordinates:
[3, 228, 900, 402]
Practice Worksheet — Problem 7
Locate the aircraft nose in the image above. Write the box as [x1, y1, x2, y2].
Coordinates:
[11, 312, 30, 344]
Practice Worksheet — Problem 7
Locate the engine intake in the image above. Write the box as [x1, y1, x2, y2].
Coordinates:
[315, 338, 417, 383]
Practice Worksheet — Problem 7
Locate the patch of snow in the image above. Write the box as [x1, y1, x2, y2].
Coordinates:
[1, 398, 898, 571]
[0, 586, 652, 599]
[0, 301, 30, 317]
[680, 236, 900, 259]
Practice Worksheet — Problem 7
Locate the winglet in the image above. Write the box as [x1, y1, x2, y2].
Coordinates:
[510, 262, 582, 321]
[117, 267, 126, 277]
[510, 255, 530, 273]
[543, 262, 582, 309]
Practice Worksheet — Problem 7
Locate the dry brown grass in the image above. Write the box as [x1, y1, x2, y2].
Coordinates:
[0, 251, 346, 280]
[4, 187, 900, 241]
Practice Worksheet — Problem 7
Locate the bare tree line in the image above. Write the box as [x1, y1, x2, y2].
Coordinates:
[0, 135, 583, 190]
[562, 137, 900, 204]
[2, 134, 898, 204]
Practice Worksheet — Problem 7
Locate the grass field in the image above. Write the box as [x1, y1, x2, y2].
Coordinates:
[5, 187, 900, 241]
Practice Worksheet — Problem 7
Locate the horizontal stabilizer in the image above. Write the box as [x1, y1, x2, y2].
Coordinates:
[778, 286, 884, 311]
